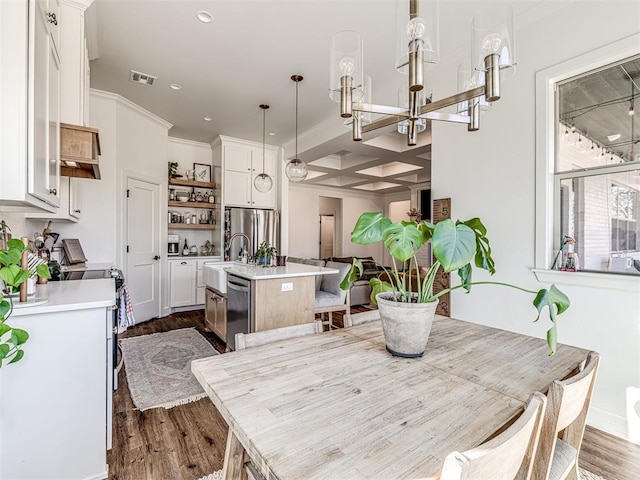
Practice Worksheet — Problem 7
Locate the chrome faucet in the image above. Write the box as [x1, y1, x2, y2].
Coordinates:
[228, 233, 252, 262]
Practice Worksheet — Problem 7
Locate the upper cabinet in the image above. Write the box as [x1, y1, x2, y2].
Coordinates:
[0, 0, 60, 210]
[216, 136, 278, 209]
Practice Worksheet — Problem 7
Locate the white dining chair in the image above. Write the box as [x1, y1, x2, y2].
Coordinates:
[344, 309, 380, 327]
[531, 351, 600, 480]
[440, 391, 547, 480]
[234, 320, 324, 350]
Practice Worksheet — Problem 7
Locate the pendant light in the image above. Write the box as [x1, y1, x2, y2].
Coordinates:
[286, 75, 308, 182]
[254, 104, 273, 193]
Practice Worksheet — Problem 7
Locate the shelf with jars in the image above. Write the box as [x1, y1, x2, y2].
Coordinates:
[168, 178, 218, 229]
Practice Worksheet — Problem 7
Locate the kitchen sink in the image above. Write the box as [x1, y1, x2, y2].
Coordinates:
[203, 262, 238, 294]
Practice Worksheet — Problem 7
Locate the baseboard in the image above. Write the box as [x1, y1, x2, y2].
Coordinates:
[588, 406, 631, 442]
[170, 305, 205, 314]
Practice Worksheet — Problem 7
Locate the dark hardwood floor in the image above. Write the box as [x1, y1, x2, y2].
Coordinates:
[109, 310, 640, 480]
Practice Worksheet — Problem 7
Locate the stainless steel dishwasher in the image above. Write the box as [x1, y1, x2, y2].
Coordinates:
[226, 274, 252, 350]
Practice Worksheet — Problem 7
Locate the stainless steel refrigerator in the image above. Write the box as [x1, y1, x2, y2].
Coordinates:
[224, 208, 280, 261]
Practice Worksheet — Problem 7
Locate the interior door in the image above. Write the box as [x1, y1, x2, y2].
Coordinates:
[126, 177, 161, 322]
[319, 215, 335, 259]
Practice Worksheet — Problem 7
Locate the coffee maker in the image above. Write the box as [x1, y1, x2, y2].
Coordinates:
[168, 234, 180, 256]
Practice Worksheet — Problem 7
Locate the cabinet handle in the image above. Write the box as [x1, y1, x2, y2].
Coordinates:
[47, 12, 58, 25]
[49, 188, 57, 195]
[180, 262, 187, 265]
[74, 209, 81, 213]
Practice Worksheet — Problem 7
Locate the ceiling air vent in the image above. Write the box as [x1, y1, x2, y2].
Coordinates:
[129, 70, 157, 86]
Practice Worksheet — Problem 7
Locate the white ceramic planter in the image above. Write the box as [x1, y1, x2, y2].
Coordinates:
[376, 293, 439, 357]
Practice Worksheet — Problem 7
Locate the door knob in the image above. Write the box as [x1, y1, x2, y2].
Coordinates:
[153, 255, 160, 260]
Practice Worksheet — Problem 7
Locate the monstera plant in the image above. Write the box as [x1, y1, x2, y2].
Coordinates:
[340, 212, 570, 356]
[0, 239, 51, 366]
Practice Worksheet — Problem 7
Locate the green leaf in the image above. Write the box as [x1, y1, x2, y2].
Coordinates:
[461, 218, 495, 275]
[0, 323, 11, 336]
[0, 300, 10, 320]
[533, 285, 569, 356]
[533, 285, 571, 319]
[369, 277, 395, 304]
[350, 212, 392, 245]
[457, 263, 472, 292]
[0, 343, 9, 359]
[431, 220, 476, 273]
[0, 265, 30, 287]
[11, 328, 28, 345]
[36, 263, 51, 279]
[382, 222, 424, 262]
[8, 348, 24, 364]
[6, 238, 26, 251]
[340, 258, 363, 291]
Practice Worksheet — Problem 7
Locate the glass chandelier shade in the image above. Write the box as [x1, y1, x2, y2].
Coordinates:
[457, 58, 491, 114]
[344, 75, 373, 129]
[329, 31, 364, 104]
[286, 75, 308, 183]
[470, 2, 516, 76]
[394, 0, 439, 74]
[254, 104, 273, 193]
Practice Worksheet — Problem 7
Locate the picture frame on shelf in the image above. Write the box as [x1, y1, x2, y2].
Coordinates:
[193, 163, 211, 183]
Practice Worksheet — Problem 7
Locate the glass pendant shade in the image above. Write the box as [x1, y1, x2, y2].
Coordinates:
[471, 2, 516, 76]
[456, 58, 491, 114]
[254, 173, 273, 193]
[395, 0, 439, 73]
[329, 31, 364, 103]
[285, 159, 308, 182]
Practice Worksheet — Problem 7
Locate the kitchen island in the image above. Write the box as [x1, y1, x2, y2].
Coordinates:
[0, 279, 115, 480]
[204, 261, 338, 349]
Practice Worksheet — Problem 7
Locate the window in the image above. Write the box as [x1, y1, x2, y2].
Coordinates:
[535, 36, 640, 279]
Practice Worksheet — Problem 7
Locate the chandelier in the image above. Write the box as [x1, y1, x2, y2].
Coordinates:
[330, 0, 516, 146]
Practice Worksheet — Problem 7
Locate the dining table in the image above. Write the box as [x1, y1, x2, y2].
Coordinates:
[191, 315, 589, 480]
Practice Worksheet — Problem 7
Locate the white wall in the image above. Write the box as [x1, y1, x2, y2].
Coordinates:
[288, 184, 387, 260]
[429, 1, 640, 440]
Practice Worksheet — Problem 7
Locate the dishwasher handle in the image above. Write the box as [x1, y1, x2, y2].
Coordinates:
[227, 280, 250, 294]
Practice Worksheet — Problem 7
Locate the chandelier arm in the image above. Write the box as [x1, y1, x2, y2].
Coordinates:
[356, 85, 485, 133]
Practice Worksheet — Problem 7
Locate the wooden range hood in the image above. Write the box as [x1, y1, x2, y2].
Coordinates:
[60, 123, 101, 179]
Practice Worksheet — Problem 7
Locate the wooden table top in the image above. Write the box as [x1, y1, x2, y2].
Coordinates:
[192, 315, 588, 480]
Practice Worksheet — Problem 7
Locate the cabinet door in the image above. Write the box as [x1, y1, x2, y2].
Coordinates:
[204, 289, 216, 332]
[251, 147, 277, 209]
[30, 0, 60, 207]
[169, 260, 196, 307]
[224, 143, 252, 173]
[224, 169, 252, 207]
[69, 177, 82, 220]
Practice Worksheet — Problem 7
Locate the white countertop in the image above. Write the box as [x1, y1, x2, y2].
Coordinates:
[224, 262, 339, 280]
[60, 262, 116, 272]
[10, 279, 116, 316]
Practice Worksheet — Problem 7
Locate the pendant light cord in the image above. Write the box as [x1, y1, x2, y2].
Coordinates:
[295, 79, 299, 159]
[263, 106, 266, 173]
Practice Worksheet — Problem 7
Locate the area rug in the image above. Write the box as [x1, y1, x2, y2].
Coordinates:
[120, 328, 218, 411]
[197, 467, 604, 480]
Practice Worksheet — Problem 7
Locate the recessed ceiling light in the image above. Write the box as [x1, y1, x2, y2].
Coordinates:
[196, 10, 213, 23]
[607, 134, 621, 142]
[203, 116, 213, 122]
[169, 83, 182, 90]
[268, 132, 276, 136]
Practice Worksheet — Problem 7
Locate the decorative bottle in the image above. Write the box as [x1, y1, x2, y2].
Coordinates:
[182, 239, 189, 256]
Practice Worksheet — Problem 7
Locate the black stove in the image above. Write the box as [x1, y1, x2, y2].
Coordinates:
[60, 268, 124, 289]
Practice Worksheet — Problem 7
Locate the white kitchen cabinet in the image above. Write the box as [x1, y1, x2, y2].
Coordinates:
[0, 280, 114, 480]
[219, 137, 278, 209]
[169, 258, 217, 308]
[0, 0, 60, 211]
[25, 176, 82, 222]
[169, 259, 197, 307]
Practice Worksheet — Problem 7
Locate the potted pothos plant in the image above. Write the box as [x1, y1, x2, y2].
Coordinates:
[340, 212, 569, 357]
[255, 241, 277, 266]
[0, 238, 51, 366]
